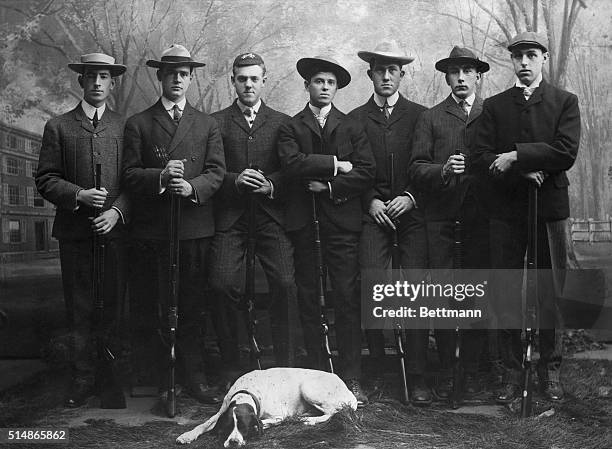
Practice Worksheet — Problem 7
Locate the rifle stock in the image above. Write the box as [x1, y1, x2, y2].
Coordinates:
[521, 184, 538, 418]
[93, 163, 126, 409]
[312, 193, 334, 373]
[388, 152, 410, 404]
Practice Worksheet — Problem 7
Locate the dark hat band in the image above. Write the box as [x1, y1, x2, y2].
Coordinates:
[161, 55, 196, 63]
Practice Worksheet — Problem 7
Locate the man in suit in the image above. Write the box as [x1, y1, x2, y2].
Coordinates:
[472, 32, 580, 403]
[278, 56, 375, 405]
[409, 46, 490, 403]
[122, 44, 225, 404]
[209, 52, 295, 370]
[36, 53, 129, 407]
[348, 41, 429, 405]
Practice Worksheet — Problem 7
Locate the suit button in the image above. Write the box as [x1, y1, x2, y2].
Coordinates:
[248, 136, 253, 140]
[93, 133, 98, 138]
[191, 156, 196, 161]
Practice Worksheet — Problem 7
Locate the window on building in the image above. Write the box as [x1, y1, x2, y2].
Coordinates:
[6, 157, 19, 175]
[9, 220, 22, 243]
[33, 189, 44, 207]
[29, 160, 37, 177]
[8, 185, 20, 205]
[8, 134, 25, 151]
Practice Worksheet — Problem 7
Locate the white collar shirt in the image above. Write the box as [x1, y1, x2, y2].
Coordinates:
[308, 103, 332, 127]
[373, 91, 400, 115]
[161, 96, 187, 119]
[81, 100, 106, 124]
[451, 92, 476, 115]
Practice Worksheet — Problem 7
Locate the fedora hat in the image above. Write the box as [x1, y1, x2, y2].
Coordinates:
[146, 44, 206, 69]
[507, 31, 548, 52]
[296, 55, 351, 89]
[357, 40, 414, 66]
[435, 46, 490, 73]
[68, 53, 127, 77]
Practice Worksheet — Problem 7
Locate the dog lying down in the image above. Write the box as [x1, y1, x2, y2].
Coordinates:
[176, 367, 358, 447]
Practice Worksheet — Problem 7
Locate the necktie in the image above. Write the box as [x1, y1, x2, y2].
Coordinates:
[382, 100, 390, 120]
[523, 86, 535, 100]
[172, 104, 181, 122]
[92, 110, 99, 128]
[243, 107, 255, 127]
[459, 100, 469, 118]
[315, 113, 327, 128]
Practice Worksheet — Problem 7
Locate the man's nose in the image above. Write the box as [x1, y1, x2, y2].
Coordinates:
[521, 55, 529, 66]
[382, 69, 391, 80]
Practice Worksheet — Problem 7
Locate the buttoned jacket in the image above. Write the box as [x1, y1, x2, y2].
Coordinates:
[277, 104, 375, 233]
[408, 94, 484, 221]
[211, 100, 289, 231]
[122, 100, 225, 240]
[471, 81, 580, 220]
[36, 105, 129, 240]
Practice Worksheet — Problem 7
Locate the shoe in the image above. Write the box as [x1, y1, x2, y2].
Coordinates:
[188, 383, 223, 404]
[433, 376, 453, 401]
[409, 375, 432, 406]
[346, 379, 368, 407]
[65, 379, 94, 408]
[495, 383, 520, 404]
[539, 367, 564, 401]
[464, 373, 483, 397]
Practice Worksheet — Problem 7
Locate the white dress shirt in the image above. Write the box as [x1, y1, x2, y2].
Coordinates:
[161, 96, 187, 119]
[81, 100, 106, 124]
[373, 91, 399, 115]
[451, 92, 476, 115]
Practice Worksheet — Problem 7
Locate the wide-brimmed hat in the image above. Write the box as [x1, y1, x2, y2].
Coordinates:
[435, 46, 490, 73]
[68, 53, 127, 77]
[357, 40, 414, 66]
[296, 56, 351, 89]
[146, 44, 206, 69]
[507, 31, 548, 53]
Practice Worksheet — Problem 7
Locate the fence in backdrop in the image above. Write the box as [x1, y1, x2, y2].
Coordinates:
[570, 218, 612, 243]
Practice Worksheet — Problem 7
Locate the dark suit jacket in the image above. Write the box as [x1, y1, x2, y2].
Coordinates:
[211, 100, 289, 231]
[349, 95, 425, 227]
[471, 81, 580, 220]
[36, 105, 129, 240]
[122, 100, 225, 240]
[408, 94, 484, 221]
[277, 104, 375, 233]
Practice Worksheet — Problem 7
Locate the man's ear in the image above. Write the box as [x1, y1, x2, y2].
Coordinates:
[156, 69, 163, 82]
[78, 75, 84, 88]
[366, 69, 373, 81]
[109, 78, 116, 90]
[231, 75, 235, 85]
[444, 73, 451, 87]
[304, 80, 310, 90]
[542, 51, 549, 63]
[399, 69, 405, 79]
[262, 75, 267, 85]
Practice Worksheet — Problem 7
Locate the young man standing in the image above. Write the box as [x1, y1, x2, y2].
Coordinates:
[278, 56, 375, 405]
[36, 53, 129, 407]
[209, 53, 296, 370]
[409, 46, 490, 402]
[349, 41, 429, 405]
[122, 44, 225, 404]
[472, 32, 580, 403]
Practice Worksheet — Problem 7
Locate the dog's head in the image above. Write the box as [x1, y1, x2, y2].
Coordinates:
[214, 400, 262, 448]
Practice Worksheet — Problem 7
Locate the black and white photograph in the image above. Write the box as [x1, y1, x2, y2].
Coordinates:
[0, 0, 611, 448]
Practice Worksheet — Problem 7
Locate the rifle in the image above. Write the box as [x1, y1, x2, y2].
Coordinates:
[312, 193, 334, 373]
[521, 184, 538, 418]
[153, 146, 181, 418]
[243, 164, 262, 370]
[388, 152, 409, 404]
[451, 149, 464, 409]
[93, 163, 126, 409]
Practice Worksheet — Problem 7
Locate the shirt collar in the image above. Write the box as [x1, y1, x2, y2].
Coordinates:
[161, 96, 187, 112]
[451, 92, 476, 107]
[515, 72, 543, 89]
[373, 91, 399, 108]
[308, 103, 332, 117]
[237, 99, 262, 114]
[80, 100, 106, 121]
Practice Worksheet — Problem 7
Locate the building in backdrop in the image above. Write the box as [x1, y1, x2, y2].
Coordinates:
[0, 122, 58, 261]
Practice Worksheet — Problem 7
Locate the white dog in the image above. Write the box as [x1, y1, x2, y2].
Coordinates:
[176, 367, 357, 447]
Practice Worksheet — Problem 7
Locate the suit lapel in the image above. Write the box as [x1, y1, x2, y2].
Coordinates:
[74, 106, 96, 133]
[526, 83, 544, 106]
[231, 101, 252, 135]
[387, 96, 408, 127]
[168, 102, 196, 155]
[324, 105, 342, 138]
[366, 96, 386, 126]
[444, 95, 467, 123]
[511, 86, 527, 107]
[299, 104, 322, 139]
[250, 102, 268, 134]
[467, 96, 483, 125]
[152, 100, 177, 141]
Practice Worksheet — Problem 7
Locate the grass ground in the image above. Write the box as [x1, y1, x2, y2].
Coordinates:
[1, 358, 610, 449]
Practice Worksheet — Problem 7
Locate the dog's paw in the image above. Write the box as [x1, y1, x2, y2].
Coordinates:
[176, 431, 196, 444]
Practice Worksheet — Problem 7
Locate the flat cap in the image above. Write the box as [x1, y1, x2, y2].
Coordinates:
[507, 31, 548, 52]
